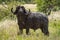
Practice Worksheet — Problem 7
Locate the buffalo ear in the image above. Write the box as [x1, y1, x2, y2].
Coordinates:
[21, 6, 27, 13]
[29, 9, 31, 13]
[28, 9, 31, 15]
[25, 9, 31, 15]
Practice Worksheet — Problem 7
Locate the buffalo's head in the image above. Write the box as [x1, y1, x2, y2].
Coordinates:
[11, 6, 31, 22]
[11, 6, 31, 16]
[11, 6, 27, 15]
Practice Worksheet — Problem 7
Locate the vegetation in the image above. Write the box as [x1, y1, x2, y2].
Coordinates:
[36, 0, 60, 15]
[0, 19, 60, 40]
[0, 0, 60, 40]
[0, 0, 60, 20]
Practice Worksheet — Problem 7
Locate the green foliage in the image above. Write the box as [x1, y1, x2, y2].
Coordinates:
[0, 0, 35, 4]
[0, 1, 25, 21]
[36, 0, 60, 14]
[0, 5, 13, 21]
[36, 0, 46, 12]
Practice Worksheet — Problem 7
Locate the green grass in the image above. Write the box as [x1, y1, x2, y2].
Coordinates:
[0, 19, 60, 40]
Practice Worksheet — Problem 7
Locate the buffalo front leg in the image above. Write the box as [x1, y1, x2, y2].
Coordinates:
[20, 28, 23, 34]
[18, 27, 23, 35]
[18, 23, 23, 35]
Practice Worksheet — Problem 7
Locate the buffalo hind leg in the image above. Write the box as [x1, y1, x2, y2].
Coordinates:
[26, 28, 29, 35]
[40, 26, 49, 36]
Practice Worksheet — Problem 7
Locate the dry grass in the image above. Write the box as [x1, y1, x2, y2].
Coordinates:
[0, 19, 60, 40]
[0, 20, 18, 40]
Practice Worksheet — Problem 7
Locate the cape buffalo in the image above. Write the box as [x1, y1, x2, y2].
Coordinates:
[11, 6, 49, 36]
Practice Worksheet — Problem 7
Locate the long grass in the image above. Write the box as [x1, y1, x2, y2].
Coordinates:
[0, 18, 60, 40]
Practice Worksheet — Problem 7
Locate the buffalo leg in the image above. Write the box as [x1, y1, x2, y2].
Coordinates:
[20, 28, 23, 34]
[41, 24, 49, 36]
[26, 28, 29, 35]
[43, 26, 49, 36]
[18, 25, 23, 35]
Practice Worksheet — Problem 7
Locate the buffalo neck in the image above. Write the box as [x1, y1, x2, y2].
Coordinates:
[16, 13, 27, 23]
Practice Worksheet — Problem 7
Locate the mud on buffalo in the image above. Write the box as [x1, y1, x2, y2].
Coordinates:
[11, 6, 49, 36]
